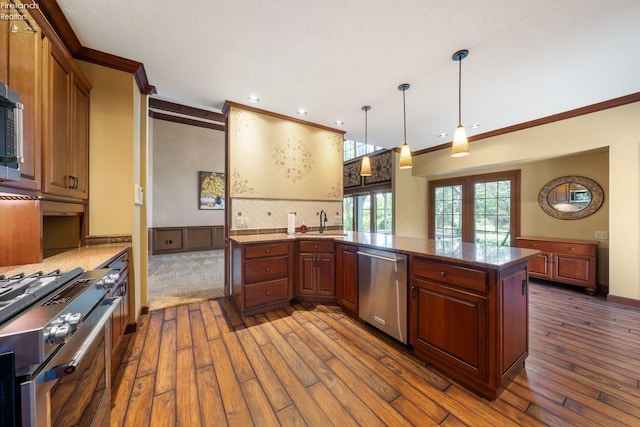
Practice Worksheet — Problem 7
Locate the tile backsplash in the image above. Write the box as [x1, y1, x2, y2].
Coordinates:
[231, 198, 342, 233]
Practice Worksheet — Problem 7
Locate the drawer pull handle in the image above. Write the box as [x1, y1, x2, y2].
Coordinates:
[265, 249, 271, 253]
[570, 247, 576, 251]
[440, 271, 446, 277]
[532, 244, 537, 247]
[266, 291, 270, 295]
[266, 267, 271, 272]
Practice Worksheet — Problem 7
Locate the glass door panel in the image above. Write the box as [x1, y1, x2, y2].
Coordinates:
[357, 194, 371, 232]
[434, 185, 462, 243]
[474, 180, 511, 246]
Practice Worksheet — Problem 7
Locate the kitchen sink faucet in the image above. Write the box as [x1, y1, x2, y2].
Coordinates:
[319, 210, 328, 233]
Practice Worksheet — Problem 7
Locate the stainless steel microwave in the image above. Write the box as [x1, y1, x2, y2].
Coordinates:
[0, 82, 23, 182]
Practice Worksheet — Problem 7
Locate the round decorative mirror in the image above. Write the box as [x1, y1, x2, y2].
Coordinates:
[538, 176, 604, 220]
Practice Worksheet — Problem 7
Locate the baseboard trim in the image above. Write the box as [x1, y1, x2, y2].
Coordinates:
[607, 294, 640, 308]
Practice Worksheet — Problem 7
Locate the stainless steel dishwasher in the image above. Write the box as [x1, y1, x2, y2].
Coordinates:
[357, 247, 408, 344]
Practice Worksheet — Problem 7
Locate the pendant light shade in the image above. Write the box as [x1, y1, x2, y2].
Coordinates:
[360, 105, 372, 176]
[398, 83, 413, 169]
[451, 49, 470, 157]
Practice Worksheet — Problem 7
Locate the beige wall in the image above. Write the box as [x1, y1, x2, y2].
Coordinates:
[228, 106, 343, 200]
[393, 151, 427, 238]
[227, 104, 344, 232]
[410, 102, 639, 300]
[151, 119, 225, 227]
[78, 62, 134, 235]
[77, 61, 148, 318]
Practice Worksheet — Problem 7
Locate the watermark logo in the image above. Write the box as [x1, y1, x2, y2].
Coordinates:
[1, 2, 40, 21]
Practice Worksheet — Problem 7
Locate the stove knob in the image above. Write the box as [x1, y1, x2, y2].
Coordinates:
[99, 277, 116, 289]
[65, 312, 82, 326]
[109, 273, 120, 282]
[45, 323, 71, 345]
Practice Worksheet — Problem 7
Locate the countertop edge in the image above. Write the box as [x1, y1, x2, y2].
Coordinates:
[230, 233, 539, 271]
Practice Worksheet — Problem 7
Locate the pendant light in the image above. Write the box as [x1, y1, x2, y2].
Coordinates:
[360, 105, 372, 176]
[451, 49, 470, 157]
[398, 83, 413, 169]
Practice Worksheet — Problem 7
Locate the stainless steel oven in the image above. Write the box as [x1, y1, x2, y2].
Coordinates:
[0, 268, 120, 427]
[0, 81, 23, 182]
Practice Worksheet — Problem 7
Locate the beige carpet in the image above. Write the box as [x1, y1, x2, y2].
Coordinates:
[147, 250, 225, 311]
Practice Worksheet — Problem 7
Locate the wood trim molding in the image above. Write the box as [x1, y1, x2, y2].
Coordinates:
[223, 100, 347, 135]
[150, 99, 225, 123]
[412, 91, 640, 157]
[36, 1, 156, 95]
[607, 294, 640, 309]
[149, 111, 225, 131]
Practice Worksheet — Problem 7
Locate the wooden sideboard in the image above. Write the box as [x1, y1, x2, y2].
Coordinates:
[515, 236, 598, 294]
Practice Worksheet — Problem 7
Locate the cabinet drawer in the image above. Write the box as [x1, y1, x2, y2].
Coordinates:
[298, 240, 334, 253]
[553, 243, 596, 257]
[412, 258, 487, 293]
[244, 279, 289, 308]
[244, 257, 289, 283]
[245, 243, 290, 259]
[516, 240, 556, 253]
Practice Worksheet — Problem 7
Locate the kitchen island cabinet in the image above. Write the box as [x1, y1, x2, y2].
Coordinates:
[228, 232, 537, 400]
[230, 240, 295, 316]
[411, 257, 528, 400]
[297, 240, 335, 302]
[335, 243, 358, 315]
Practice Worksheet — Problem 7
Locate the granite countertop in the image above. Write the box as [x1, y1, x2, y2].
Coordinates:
[230, 231, 540, 270]
[0, 244, 130, 276]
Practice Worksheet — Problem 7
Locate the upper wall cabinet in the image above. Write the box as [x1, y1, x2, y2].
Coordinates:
[42, 38, 91, 200]
[0, 4, 42, 191]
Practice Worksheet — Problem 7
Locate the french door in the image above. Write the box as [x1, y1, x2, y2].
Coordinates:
[429, 170, 520, 246]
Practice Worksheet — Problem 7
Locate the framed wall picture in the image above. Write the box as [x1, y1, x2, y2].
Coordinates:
[199, 171, 225, 210]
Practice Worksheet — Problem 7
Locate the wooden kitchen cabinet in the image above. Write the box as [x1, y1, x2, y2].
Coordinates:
[231, 241, 294, 316]
[42, 38, 91, 200]
[0, 3, 42, 191]
[410, 256, 529, 400]
[297, 240, 335, 303]
[335, 243, 358, 315]
[515, 237, 598, 294]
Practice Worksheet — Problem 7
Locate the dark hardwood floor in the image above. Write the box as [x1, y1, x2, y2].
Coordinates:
[111, 281, 640, 426]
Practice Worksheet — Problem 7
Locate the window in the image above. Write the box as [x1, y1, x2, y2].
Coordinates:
[343, 139, 385, 162]
[343, 190, 393, 233]
[429, 170, 520, 246]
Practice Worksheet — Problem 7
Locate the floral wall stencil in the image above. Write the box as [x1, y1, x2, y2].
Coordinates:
[231, 168, 256, 195]
[330, 133, 344, 154]
[273, 137, 314, 182]
[227, 103, 345, 200]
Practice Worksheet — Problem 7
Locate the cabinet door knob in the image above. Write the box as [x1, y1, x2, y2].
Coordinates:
[265, 267, 271, 272]
[314, 245, 318, 249]
[266, 291, 270, 295]
[440, 271, 446, 277]
[265, 248, 271, 253]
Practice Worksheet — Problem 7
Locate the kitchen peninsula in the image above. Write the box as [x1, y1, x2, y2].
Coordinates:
[230, 231, 539, 400]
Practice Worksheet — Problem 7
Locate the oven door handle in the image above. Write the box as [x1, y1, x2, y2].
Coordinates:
[44, 297, 121, 381]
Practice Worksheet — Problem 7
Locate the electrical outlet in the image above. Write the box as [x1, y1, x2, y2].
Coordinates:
[594, 230, 608, 240]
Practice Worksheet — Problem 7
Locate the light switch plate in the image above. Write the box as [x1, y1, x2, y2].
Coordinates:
[594, 230, 608, 240]
[134, 184, 144, 205]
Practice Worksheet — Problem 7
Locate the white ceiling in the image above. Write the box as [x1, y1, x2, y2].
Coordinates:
[58, 0, 640, 152]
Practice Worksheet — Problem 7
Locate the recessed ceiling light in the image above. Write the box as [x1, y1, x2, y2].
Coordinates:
[297, 109, 307, 116]
[335, 120, 344, 126]
[248, 95, 260, 103]
[438, 132, 448, 138]
[470, 123, 481, 129]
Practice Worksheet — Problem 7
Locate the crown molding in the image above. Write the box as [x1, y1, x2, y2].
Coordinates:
[150, 99, 224, 123]
[36, 0, 156, 95]
[412, 91, 640, 157]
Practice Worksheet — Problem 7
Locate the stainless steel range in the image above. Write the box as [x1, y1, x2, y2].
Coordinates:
[0, 267, 121, 427]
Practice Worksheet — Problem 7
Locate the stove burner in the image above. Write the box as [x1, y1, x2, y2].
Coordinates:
[0, 267, 84, 324]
